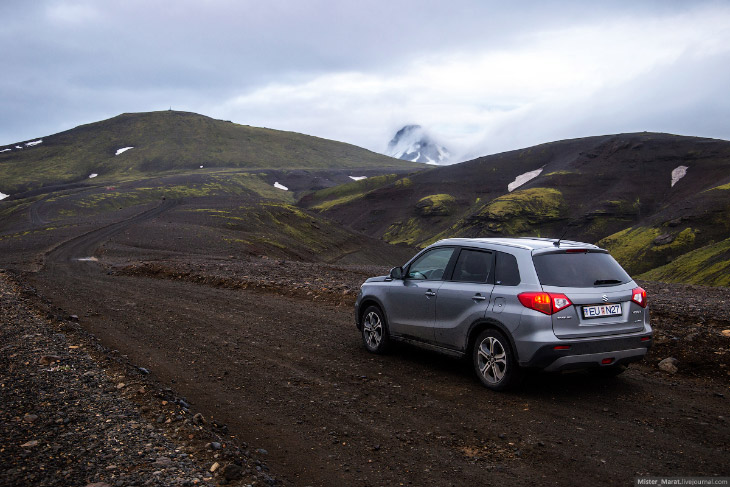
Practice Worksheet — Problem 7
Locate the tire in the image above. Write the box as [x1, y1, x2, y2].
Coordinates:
[472, 329, 522, 391]
[361, 306, 391, 354]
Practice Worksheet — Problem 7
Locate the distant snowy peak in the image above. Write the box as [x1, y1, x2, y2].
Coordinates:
[386, 125, 450, 165]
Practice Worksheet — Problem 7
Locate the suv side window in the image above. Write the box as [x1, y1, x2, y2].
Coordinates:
[494, 251, 520, 286]
[406, 247, 455, 280]
[451, 249, 493, 283]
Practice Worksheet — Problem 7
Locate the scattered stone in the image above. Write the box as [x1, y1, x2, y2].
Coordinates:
[209, 462, 220, 473]
[658, 357, 679, 374]
[653, 234, 674, 245]
[193, 413, 206, 424]
[85, 483, 112, 487]
[221, 463, 243, 481]
[68, 314, 79, 322]
[210, 442, 222, 451]
[256, 448, 268, 455]
[22, 413, 39, 423]
[20, 440, 39, 448]
[154, 456, 173, 466]
[721, 330, 730, 337]
[38, 354, 62, 365]
[138, 367, 150, 375]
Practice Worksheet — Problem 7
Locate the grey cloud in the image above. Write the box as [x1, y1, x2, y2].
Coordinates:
[1, 0, 727, 153]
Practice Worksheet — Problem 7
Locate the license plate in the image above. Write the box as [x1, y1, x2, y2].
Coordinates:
[582, 303, 622, 318]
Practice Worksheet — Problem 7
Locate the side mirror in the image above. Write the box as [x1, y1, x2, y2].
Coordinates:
[389, 266, 404, 280]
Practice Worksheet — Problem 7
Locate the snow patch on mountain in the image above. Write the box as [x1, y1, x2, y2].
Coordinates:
[273, 182, 288, 191]
[0, 192, 9, 201]
[26, 139, 42, 147]
[508, 168, 543, 192]
[0, 148, 11, 153]
[386, 125, 450, 164]
[89, 173, 98, 179]
[349, 176, 367, 181]
[671, 166, 688, 187]
[115, 146, 134, 155]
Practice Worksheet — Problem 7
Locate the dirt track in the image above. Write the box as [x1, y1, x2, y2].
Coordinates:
[19, 202, 730, 485]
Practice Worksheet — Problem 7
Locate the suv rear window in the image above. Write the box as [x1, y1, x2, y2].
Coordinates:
[533, 251, 631, 288]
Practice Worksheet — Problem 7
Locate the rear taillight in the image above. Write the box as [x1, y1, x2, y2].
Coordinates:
[518, 292, 572, 315]
[631, 287, 647, 308]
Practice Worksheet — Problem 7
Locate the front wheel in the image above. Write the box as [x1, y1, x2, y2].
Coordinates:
[361, 306, 390, 354]
[472, 329, 522, 391]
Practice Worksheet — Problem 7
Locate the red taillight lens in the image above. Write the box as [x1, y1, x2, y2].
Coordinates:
[631, 287, 647, 308]
[518, 292, 573, 315]
[518, 292, 551, 314]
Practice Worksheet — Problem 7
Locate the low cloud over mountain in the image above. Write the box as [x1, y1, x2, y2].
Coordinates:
[386, 125, 451, 165]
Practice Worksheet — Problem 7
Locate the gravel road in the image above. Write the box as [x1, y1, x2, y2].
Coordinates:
[3, 201, 729, 486]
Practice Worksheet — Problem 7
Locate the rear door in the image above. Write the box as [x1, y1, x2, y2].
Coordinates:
[435, 248, 495, 349]
[533, 250, 646, 339]
[385, 246, 456, 342]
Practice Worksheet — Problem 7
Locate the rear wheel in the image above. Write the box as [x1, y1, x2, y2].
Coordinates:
[361, 306, 390, 354]
[472, 329, 522, 391]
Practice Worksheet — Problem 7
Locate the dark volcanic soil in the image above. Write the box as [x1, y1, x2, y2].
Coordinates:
[2, 200, 730, 486]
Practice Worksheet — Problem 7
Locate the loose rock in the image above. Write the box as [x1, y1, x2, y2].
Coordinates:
[658, 357, 679, 374]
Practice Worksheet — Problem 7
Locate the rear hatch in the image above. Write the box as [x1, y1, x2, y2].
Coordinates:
[532, 249, 646, 339]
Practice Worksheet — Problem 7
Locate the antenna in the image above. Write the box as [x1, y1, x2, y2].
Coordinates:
[554, 226, 569, 247]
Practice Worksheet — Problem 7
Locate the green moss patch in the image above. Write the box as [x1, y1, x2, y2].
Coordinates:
[415, 194, 456, 217]
[639, 237, 730, 286]
[599, 226, 699, 275]
[466, 187, 565, 235]
[383, 218, 426, 246]
[306, 174, 400, 211]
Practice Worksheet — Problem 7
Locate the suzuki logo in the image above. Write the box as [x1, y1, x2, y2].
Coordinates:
[602, 295, 609, 303]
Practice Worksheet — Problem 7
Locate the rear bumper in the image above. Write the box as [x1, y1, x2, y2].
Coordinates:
[543, 347, 647, 372]
[522, 334, 652, 371]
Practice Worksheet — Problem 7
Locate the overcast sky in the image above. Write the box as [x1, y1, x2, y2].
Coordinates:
[2, 0, 729, 161]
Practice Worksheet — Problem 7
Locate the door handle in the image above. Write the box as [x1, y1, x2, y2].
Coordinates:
[425, 290, 437, 297]
[472, 294, 487, 301]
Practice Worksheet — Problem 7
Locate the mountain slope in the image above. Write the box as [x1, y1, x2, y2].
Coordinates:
[303, 132, 730, 283]
[0, 111, 421, 194]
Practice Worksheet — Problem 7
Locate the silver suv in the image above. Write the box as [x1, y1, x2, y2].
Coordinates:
[355, 238, 652, 390]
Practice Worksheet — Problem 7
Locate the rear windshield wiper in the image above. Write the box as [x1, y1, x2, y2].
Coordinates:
[594, 279, 623, 285]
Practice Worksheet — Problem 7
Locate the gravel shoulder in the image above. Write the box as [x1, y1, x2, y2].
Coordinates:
[0, 270, 278, 487]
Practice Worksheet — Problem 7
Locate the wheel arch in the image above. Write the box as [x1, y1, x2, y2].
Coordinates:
[466, 319, 520, 362]
[357, 297, 388, 331]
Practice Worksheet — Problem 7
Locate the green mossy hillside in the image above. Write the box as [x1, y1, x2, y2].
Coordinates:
[639, 237, 730, 286]
[0, 111, 419, 194]
[599, 226, 698, 275]
[306, 174, 401, 211]
[41, 173, 294, 220]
